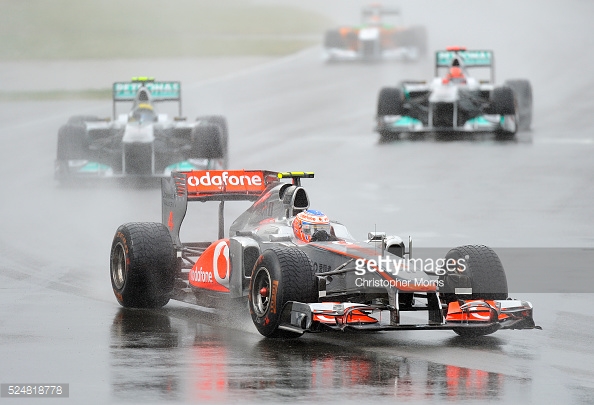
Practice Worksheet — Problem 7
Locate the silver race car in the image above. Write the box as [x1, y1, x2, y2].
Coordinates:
[55, 77, 228, 183]
[376, 47, 533, 140]
[109, 170, 538, 339]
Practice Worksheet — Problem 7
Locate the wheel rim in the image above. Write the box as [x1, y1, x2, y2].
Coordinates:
[251, 267, 272, 318]
[111, 242, 127, 290]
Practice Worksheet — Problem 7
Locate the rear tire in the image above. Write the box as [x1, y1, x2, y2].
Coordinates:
[488, 86, 516, 115]
[197, 115, 229, 168]
[190, 123, 224, 159]
[110, 222, 177, 308]
[504, 79, 533, 131]
[249, 247, 317, 338]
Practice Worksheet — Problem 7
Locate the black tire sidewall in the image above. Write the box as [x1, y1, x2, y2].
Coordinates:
[378, 87, 404, 116]
[249, 250, 285, 337]
[442, 245, 508, 301]
[110, 222, 176, 308]
[248, 247, 316, 338]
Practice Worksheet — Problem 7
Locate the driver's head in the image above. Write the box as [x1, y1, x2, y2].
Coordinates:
[443, 66, 466, 84]
[292, 209, 330, 243]
[131, 103, 156, 122]
[449, 67, 463, 78]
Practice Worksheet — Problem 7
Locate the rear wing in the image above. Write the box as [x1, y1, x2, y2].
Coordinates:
[435, 49, 495, 82]
[362, 5, 400, 16]
[161, 170, 313, 246]
[361, 5, 400, 25]
[112, 77, 182, 118]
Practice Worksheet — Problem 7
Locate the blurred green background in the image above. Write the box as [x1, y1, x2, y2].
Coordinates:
[0, 0, 331, 60]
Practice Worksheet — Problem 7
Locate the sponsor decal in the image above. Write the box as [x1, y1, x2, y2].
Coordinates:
[186, 170, 265, 194]
[116, 232, 129, 254]
[213, 241, 230, 288]
[113, 81, 180, 99]
[269, 280, 279, 314]
[313, 262, 332, 273]
[190, 267, 213, 283]
[189, 240, 231, 292]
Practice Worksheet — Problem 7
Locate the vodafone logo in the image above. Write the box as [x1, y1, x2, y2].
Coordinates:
[190, 268, 213, 283]
[213, 241, 230, 288]
[187, 171, 262, 187]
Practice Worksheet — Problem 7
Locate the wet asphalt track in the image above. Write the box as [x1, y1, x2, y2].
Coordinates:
[1, 0, 594, 403]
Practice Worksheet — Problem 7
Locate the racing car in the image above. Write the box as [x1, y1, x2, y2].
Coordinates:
[323, 4, 427, 62]
[55, 77, 228, 183]
[376, 46, 533, 140]
[109, 170, 538, 338]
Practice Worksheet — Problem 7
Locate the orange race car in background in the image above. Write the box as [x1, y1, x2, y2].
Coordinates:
[323, 4, 427, 62]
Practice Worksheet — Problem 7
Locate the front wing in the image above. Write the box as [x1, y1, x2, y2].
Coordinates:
[377, 114, 517, 135]
[278, 299, 537, 335]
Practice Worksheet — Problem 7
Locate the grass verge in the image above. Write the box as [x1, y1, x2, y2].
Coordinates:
[0, 0, 330, 60]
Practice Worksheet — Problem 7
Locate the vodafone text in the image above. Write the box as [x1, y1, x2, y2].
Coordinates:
[190, 267, 213, 283]
[354, 257, 467, 276]
[187, 171, 262, 187]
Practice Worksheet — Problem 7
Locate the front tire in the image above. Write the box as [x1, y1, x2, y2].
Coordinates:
[453, 324, 500, 337]
[377, 87, 404, 117]
[110, 222, 177, 308]
[440, 244, 508, 302]
[249, 247, 317, 338]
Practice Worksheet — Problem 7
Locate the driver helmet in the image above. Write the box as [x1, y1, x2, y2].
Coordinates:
[444, 66, 466, 84]
[131, 103, 156, 122]
[292, 209, 331, 243]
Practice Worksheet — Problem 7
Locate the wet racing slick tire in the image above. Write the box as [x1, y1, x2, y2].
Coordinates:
[190, 123, 224, 160]
[197, 115, 229, 168]
[377, 87, 405, 141]
[440, 244, 509, 302]
[440, 245, 508, 337]
[377, 87, 405, 117]
[488, 86, 516, 116]
[249, 247, 317, 338]
[110, 222, 177, 308]
[504, 79, 533, 131]
[453, 324, 501, 338]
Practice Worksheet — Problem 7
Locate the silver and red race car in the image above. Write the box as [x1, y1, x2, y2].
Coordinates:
[110, 170, 538, 338]
[376, 46, 533, 140]
[55, 77, 228, 183]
